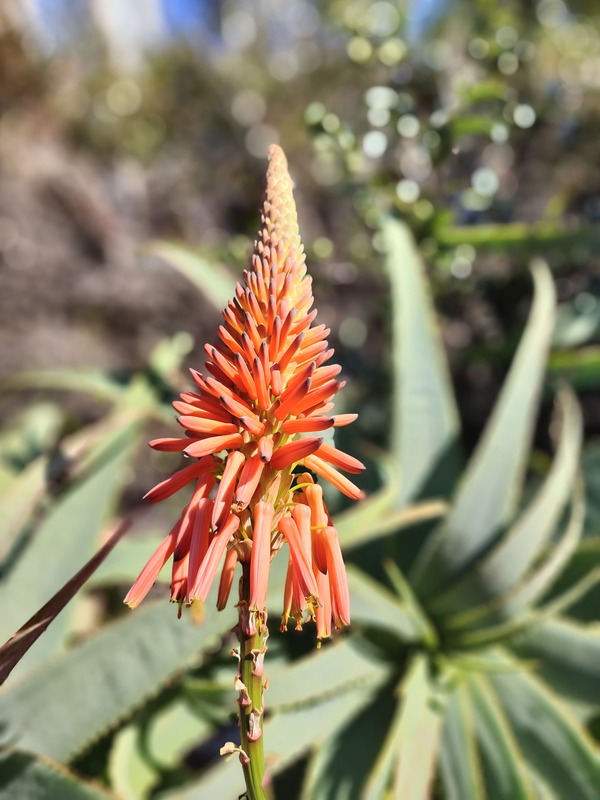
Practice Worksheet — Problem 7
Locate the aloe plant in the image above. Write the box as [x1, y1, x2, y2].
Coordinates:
[0, 218, 598, 799]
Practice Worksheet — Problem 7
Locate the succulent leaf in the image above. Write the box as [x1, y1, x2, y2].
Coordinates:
[412, 261, 556, 596]
[467, 672, 534, 799]
[430, 387, 582, 624]
[489, 659, 600, 799]
[382, 218, 462, 505]
[439, 679, 486, 800]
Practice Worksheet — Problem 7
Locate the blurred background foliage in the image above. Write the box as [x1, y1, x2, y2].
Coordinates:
[0, 1, 599, 799]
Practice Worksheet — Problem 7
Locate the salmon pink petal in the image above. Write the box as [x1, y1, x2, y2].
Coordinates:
[170, 551, 190, 610]
[124, 520, 180, 607]
[277, 332, 304, 373]
[184, 433, 244, 458]
[273, 377, 311, 420]
[149, 437, 194, 452]
[143, 456, 215, 504]
[291, 503, 312, 548]
[212, 450, 246, 531]
[206, 377, 254, 413]
[270, 366, 282, 396]
[187, 497, 213, 590]
[311, 527, 329, 576]
[303, 455, 365, 500]
[278, 517, 318, 602]
[234, 352, 258, 398]
[270, 436, 323, 471]
[322, 526, 350, 627]
[239, 416, 265, 436]
[217, 547, 239, 610]
[314, 569, 332, 641]
[220, 393, 260, 422]
[281, 416, 333, 434]
[313, 443, 366, 474]
[250, 501, 274, 611]
[292, 379, 344, 417]
[178, 416, 238, 436]
[173, 500, 197, 560]
[258, 435, 274, 463]
[280, 558, 294, 631]
[189, 514, 240, 602]
[252, 356, 270, 411]
[234, 455, 264, 510]
[332, 413, 358, 427]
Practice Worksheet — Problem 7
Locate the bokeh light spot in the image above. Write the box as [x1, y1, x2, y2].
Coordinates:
[396, 179, 420, 203]
[362, 130, 388, 158]
[347, 37, 373, 63]
[106, 80, 142, 117]
[245, 125, 279, 158]
[363, 2, 401, 37]
[231, 90, 266, 126]
[472, 167, 500, 196]
[339, 317, 368, 348]
[397, 114, 420, 137]
[513, 104, 536, 128]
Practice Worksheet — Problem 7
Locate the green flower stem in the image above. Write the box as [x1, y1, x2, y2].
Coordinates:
[238, 562, 267, 800]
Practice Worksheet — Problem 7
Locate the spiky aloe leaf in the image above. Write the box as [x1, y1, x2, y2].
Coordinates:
[467, 673, 534, 799]
[160, 666, 388, 800]
[412, 261, 556, 596]
[541, 537, 600, 623]
[303, 684, 398, 800]
[439, 679, 485, 800]
[387, 654, 444, 800]
[346, 565, 421, 642]
[0, 595, 234, 763]
[266, 638, 389, 712]
[429, 387, 582, 622]
[0, 411, 138, 575]
[451, 477, 585, 646]
[509, 618, 600, 709]
[1, 370, 124, 403]
[338, 498, 448, 552]
[489, 659, 600, 799]
[0, 421, 140, 678]
[0, 746, 114, 799]
[381, 218, 462, 505]
[0, 520, 130, 686]
[145, 241, 234, 312]
[334, 454, 399, 548]
[144, 699, 214, 769]
[108, 725, 157, 800]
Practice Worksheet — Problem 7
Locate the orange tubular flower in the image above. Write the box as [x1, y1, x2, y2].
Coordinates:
[126, 145, 365, 640]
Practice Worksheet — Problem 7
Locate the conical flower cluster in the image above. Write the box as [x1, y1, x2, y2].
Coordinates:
[125, 145, 364, 639]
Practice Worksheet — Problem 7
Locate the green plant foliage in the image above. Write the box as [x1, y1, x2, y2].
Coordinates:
[0, 520, 129, 686]
[382, 219, 462, 505]
[412, 257, 556, 596]
[0, 747, 114, 800]
[0, 421, 140, 678]
[0, 594, 234, 763]
[1, 0, 599, 795]
[145, 241, 235, 312]
[1, 221, 598, 799]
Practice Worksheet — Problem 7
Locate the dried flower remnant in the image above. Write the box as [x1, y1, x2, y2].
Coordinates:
[125, 144, 364, 638]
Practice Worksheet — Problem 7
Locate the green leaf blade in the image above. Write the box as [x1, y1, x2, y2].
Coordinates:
[467, 673, 534, 800]
[431, 388, 582, 621]
[381, 218, 462, 506]
[413, 261, 556, 595]
[490, 661, 600, 800]
[0, 598, 235, 763]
